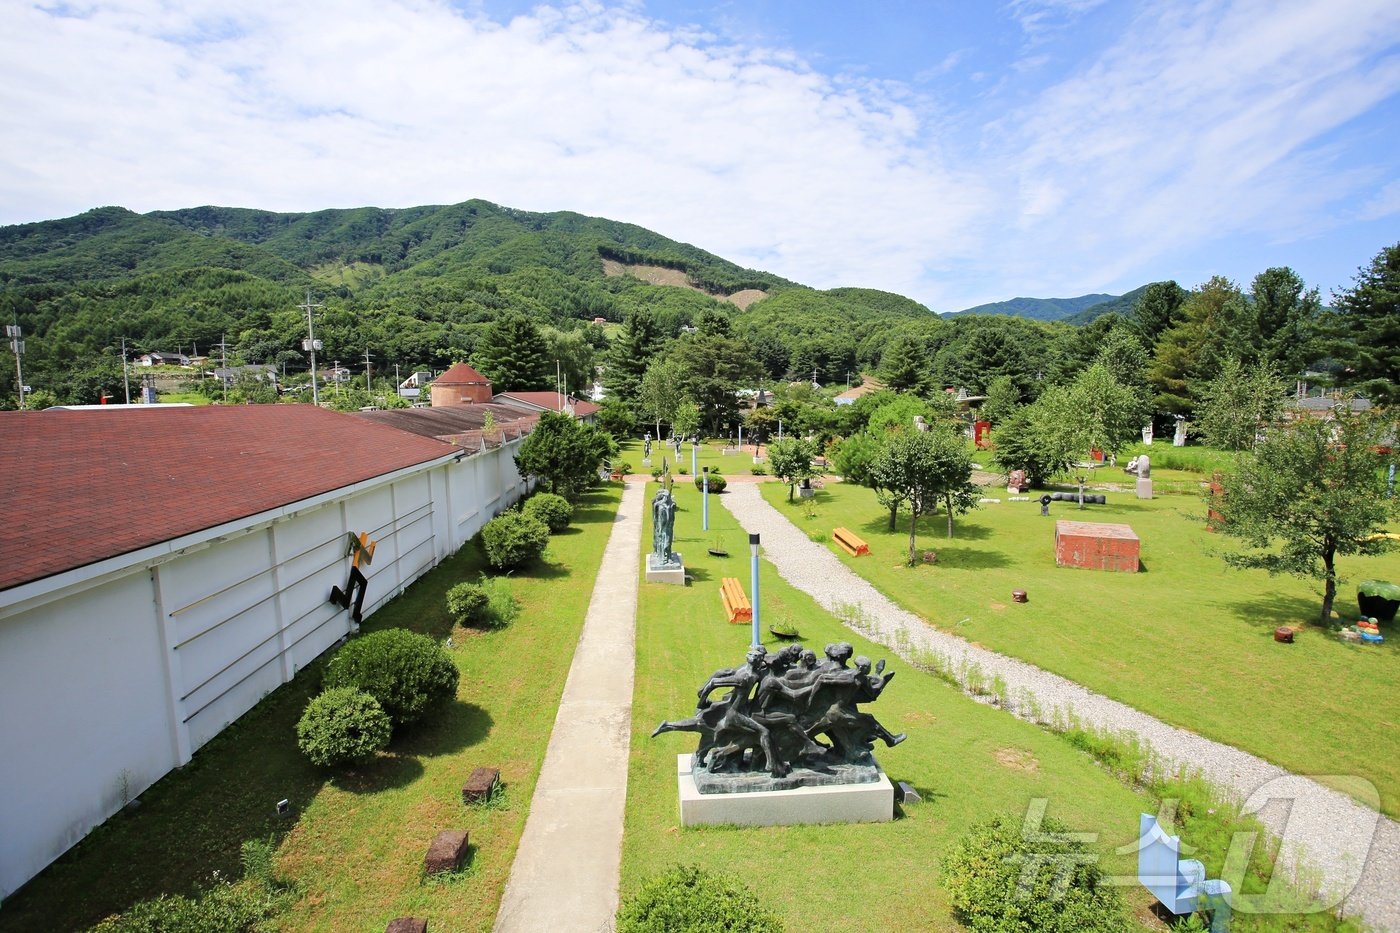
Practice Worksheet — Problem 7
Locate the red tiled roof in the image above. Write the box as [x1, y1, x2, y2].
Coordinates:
[493, 392, 600, 418]
[433, 362, 490, 385]
[0, 406, 457, 593]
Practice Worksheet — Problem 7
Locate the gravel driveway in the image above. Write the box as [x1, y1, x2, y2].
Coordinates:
[723, 483, 1400, 931]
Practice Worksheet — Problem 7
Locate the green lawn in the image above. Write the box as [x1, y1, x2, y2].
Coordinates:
[621, 480, 1163, 931]
[0, 485, 622, 933]
[616, 437, 782, 477]
[758, 480, 1400, 816]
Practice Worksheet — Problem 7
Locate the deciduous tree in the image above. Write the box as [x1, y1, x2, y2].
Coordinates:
[767, 437, 815, 501]
[1211, 406, 1398, 625]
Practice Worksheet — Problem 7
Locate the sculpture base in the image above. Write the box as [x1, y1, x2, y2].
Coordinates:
[689, 753, 880, 794]
[1136, 477, 1153, 500]
[676, 754, 893, 827]
[645, 554, 686, 585]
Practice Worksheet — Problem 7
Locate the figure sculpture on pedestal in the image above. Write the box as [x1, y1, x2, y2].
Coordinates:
[652, 641, 905, 793]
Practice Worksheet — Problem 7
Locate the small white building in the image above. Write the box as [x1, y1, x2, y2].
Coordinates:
[0, 404, 533, 898]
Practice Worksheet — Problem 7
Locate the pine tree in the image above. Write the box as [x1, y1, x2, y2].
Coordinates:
[602, 309, 662, 406]
[472, 313, 551, 392]
[1328, 243, 1400, 405]
[879, 334, 931, 394]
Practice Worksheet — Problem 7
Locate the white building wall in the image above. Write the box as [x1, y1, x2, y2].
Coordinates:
[0, 570, 177, 897]
[0, 437, 532, 899]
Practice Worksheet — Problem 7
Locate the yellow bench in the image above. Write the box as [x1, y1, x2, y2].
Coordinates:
[833, 527, 870, 557]
[720, 577, 752, 624]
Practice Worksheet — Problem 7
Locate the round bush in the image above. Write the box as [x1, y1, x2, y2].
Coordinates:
[295, 687, 392, 767]
[522, 492, 573, 532]
[446, 581, 491, 625]
[481, 510, 551, 569]
[694, 472, 727, 493]
[323, 629, 459, 727]
[617, 865, 783, 933]
[942, 816, 1126, 932]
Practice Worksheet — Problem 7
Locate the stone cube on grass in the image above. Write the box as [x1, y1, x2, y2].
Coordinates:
[462, 767, 500, 804]
[424, 829, 470, 875]
[386, 920, 428, 933]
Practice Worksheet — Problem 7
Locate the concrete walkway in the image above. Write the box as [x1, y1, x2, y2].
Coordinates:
[493, 481, 644, 933]
[722, 484, 1400, 932]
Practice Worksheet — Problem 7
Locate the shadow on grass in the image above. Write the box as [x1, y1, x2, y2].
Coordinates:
[330, 753, 426, 794]
[684, 566, 715, 583]
[396, 701, 495, 759]
[1220, 591, 1325, 630]
[936, 548, 1013, 570]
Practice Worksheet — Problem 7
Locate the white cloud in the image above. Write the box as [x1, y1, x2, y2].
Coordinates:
[1358, 179, 1400, 221]
[0, 0, 1396, 310]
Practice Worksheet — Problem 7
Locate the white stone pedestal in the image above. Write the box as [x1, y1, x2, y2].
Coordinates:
[645, 554, 686, 585]
[1136, 477, 1153, 500]
[676, 755, 894, 827]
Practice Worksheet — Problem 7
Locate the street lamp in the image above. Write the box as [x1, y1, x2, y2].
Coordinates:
[749, 533, 761, 648]
[702, 467, 710, 531]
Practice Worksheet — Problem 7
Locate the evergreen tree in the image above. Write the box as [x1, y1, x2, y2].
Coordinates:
[472, 313, 551, 392]
[1327, 243, 1400, 405]
[602, 309, 662, 406]
[514, 411, 616, 499]
[1131, 280, 1187, 348]
[879, 334, 932, 394]
[1251, 267, 1321, 374]
[670, 331, 762, 435]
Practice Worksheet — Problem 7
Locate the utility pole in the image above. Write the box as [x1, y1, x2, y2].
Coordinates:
[363, 347, 373, 393]
[218, 334, 230, 403]
[334, 360, 341, 397]
[6, 323, 25, 410]
[298, 290, 323, 405]
[120, 336, 131, 404]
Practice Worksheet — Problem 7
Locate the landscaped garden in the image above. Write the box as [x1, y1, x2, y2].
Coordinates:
[758, 477, 1400, 817]
[619, 479, 1363, 931]
[0, 486, 622, 933]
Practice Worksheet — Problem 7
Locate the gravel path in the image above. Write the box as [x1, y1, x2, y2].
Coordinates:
[723, 484, 1400, 931]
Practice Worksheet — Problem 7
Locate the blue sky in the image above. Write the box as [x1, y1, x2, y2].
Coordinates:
[1, 0, 1397, 311]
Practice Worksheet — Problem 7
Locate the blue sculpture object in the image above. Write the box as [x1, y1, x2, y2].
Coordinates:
[1138, 814, 1231, 932]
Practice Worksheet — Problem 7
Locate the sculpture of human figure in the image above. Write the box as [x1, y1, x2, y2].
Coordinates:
[651, 488, 676, 565]
[804, 657, 905, 758]
[652, 646, 791, 777]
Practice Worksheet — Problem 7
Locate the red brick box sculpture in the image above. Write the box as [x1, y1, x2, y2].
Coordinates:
[1054, 520, 1140, 573]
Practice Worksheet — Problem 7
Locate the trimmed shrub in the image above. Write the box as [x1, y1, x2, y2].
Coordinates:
[942, 816, 1126, 932]
[694, 472, 727, 493]
[523, 492, 573, 532]
[481, 510, 551, 569]
[616, 865, 783, 933]
[323, 629, 459, 727]
[446, 581, 491, 625]
[296, 687, 392, 767]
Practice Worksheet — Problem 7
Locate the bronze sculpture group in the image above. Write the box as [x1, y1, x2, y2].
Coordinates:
[652, 641, 905, 785]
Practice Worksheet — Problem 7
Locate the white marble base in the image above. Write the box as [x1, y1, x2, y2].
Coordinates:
[676, 754, 894, 827]
[1136, 478, 1153, 500]
[645, 554, 686, 585]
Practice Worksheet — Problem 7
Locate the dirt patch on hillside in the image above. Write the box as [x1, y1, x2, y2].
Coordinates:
[994, 747, 1039, 773]
[601, 260, 767, 309]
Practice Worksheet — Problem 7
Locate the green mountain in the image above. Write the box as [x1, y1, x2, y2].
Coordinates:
[947, 293, 1118, 322]
[1063, 284, 1151, 325]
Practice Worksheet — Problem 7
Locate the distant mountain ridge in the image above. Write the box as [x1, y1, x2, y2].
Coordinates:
[947, 293, 1118, 321]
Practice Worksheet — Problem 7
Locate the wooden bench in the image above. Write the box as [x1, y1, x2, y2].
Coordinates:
[833, 527, 869, 557]
[720, 577, 752, 624]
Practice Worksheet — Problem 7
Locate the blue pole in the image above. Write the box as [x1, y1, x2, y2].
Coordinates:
[691, 438, 698, 476]
[749, 533, 761, 648]
[702, 467, 709, 531]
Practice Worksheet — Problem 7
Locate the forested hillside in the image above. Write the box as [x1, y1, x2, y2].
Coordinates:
[0, 199, 1392, 426]
[947, 292, 1119, 321]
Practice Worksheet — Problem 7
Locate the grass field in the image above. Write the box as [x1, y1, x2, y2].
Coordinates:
[0, 486, 622, 932]
[620, 480, 1165, 931]
[758, 480, 1400, 817]
[616, 437, 785, 478]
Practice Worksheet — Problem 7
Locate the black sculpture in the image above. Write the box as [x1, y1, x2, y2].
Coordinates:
[652, 642, 905, 793]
